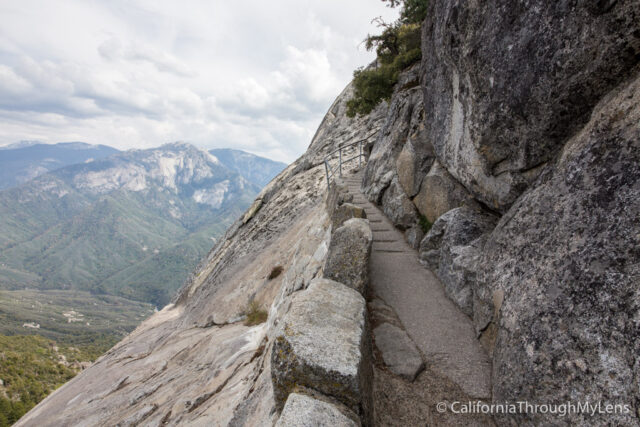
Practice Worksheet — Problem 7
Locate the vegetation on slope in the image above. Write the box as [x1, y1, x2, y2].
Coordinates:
[0, 289, 154, 425]
[346, 0, 428, 117]
[0, 334, 112, 426]
[0, 182, 252, 308]
[0, 289, 154, 346]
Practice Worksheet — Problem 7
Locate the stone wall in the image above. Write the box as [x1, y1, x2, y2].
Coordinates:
[271, 182, 374, 426]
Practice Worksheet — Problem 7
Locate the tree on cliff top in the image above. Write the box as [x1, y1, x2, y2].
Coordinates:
[346, 0, 428, 117]
[382, 0, 428, 24]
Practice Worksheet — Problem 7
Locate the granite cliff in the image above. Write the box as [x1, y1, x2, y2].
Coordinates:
[18, 1, 640, 426]
[361, 0, 640, 425]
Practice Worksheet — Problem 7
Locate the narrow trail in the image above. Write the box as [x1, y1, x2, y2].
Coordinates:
[344, 169, 494, 426]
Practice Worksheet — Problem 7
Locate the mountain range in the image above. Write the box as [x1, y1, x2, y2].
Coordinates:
[0, 142, 286, 307]
[0, 142, 119, 190]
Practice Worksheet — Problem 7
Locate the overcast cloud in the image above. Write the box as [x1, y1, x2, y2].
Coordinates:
[0, 1, 398, 162]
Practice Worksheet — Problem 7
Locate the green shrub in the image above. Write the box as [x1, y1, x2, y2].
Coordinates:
[267, 266, 283, 280]
[419, 214, 432, 234]
[0, 334, 105, 425]
[244, 301, 268, 326]
[346, 66, 398, 117]
[346, 1, 427, 117]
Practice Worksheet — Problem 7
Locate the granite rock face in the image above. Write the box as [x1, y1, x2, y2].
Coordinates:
[276, 393, 360, 427]
[419, 206, 497, 317]
[270, 278, 371, 421]
[396, 133, 435, 199]
[422, 0, 640, 211]
[412, 159, 472, 224]
[380, 176, 418, 231]
[362, 64, 427, 205]
[323, 219, 373, 296]
[404, 226, 424, 250]
[304, 71, 388, 169]
[477, 75, 640, 426]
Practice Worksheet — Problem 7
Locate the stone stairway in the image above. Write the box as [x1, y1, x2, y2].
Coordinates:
[343, 169, 494, 426]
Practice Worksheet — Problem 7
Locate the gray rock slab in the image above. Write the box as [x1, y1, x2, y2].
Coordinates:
[271, 278, 371, 419]
[276, 393, 360, 427]
[323, 218, 373, 296]
[419, 205, 498, 317]
[373, 323, 424, 381]
[396, 137, 435, 198]
[476, 73, 640, 426]
[404, 226, 424, 250]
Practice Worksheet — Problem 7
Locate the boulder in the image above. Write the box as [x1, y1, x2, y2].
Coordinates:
[373, 323, 424, 381]
[276, 393, 360, 427]
[412, 160, 472, 224]
[419, 206, 497, 316]
[477, 75, 640, 426]
[331, 202, 367, 230]
[381, 177, 418, 231]
[271, 278, 371, 421]
[422, 0, 640, 211]
[323, 219, 373, 296]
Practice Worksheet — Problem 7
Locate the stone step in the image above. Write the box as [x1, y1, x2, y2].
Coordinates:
[373, 248, 406, 254]
[351, 204, 372, 210]
[367, 218, 385, 223]
[373, 241, 407, 252]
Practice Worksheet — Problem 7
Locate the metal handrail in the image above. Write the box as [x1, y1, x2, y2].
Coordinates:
[323, 138, 368, 188]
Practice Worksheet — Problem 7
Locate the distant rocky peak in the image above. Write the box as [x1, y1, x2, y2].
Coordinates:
[70, 143, 234, 196]
[157, 141, 220, 163]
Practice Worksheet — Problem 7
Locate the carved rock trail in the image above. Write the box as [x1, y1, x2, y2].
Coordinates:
[346, 169, 494, 425]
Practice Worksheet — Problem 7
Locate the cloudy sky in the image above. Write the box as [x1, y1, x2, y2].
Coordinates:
[0, 1, 398, 162]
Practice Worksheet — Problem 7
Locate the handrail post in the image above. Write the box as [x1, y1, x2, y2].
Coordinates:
[324, 159, 330, 188]
[339, 147, 342, 177]
[359, 141, 363, 167]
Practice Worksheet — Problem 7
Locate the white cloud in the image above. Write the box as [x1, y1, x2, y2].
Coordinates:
[0, 0, 399, 162]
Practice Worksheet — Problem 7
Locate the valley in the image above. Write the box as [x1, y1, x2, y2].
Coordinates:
[0, 141, 285, 424]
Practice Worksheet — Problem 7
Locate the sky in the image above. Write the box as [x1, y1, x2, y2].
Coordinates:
[0, 1, 398, 162]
